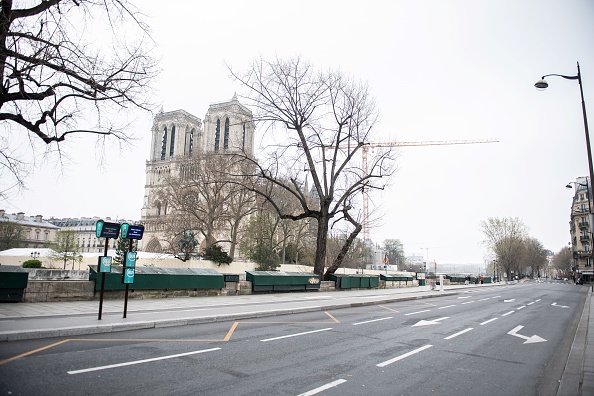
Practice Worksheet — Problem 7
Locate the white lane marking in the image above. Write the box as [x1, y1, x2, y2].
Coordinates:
[444, 328, 473, 340]
[480, 318, 498, 325]
[404, 309, 431, 316]
[516, 306, 526, 310]
[535, 299, 541, 302]
[492, 296, 501, 299]
[438, 305, 456, 309]
[504, 299, 515, 302]
[376, 345, 433, 367]
[501, 311, 515, 317]
[551, 302, 569, 308]
[478, 298, 490, 301]
[527, 302, 535, 306]
[353, 317, 393, 326]
[461, 301, 475, 305]
[261, 327, 332, 342]
[412, 317, 449, 327]
[297, 379, 347, 396]
[67, 348, 221, 375]
[457, 296, 471, 299]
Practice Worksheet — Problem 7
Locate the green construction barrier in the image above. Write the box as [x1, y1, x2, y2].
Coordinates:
[89, 266, 224, 291]
[0, 266, 29, 302]
[245, 271, 320, 292]
[329, 274, 379, 289]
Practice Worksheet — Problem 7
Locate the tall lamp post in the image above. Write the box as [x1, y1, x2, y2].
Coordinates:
[536, 62, 594, 203]
[537, 63, 593, 282]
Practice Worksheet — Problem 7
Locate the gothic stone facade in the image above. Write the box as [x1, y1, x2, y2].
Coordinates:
[140, 95, 254, 255]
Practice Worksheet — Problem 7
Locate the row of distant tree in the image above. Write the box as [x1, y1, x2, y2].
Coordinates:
[480, 216, 571, 279]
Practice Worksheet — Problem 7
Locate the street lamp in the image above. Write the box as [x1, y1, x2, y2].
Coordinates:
[536, 63, 594, 208]
[30, 251, 39, 259]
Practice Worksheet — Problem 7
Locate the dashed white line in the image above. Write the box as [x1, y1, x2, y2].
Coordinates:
[501, 311, 515, 317]
[527, 302, 535, 306]
[353, 317, 393, 326]
[438, 305, 457, 310]
[517, 306, 526, 310]
[480, 318, 498, 325]
[478, 298, 490, 301]
[444, 328, 473, 340]
[67, 348, 221, 374]
[461, 301, 475, 305]
[297, 379, 347, 396]
[405, 309, 431, 316]
[261, 328, 333, 342]
[377, 345, 433, 367]
[535, 299, 541, 302]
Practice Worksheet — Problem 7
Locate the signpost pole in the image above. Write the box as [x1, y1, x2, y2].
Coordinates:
[123, 241, 133, 318]
[98, 239, 109, 320]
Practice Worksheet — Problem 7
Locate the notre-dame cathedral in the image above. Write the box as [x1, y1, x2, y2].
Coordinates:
[140, 95, 254, 254]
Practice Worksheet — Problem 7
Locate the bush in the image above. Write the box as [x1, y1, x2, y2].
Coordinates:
[22, 259, 42, 268]
[202, 244, 233, 266]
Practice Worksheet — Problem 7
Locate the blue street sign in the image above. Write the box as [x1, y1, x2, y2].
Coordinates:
[127, 225, 145, 240]
[126, 252, 137, 268]
[98, 256, 112, 273]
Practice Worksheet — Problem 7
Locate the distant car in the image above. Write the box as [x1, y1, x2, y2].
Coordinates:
[576, 278, 584, 285]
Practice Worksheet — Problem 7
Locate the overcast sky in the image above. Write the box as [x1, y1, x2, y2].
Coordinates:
[4, 0, 594, 266]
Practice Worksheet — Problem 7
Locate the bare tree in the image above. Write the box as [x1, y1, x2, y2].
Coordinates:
[229, 57, 396, 279]
[521, 237, 548, 278]
[0, 220, 24, 250]
[480, 217, 528, 281]
[552, 246, 573, 278]
[158, 154, 254, 259]
[0, 0, 158, 196]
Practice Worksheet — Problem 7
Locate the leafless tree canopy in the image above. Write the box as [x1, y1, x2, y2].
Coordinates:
[0, 0, 158, 195]
[229, 57, 396, 278]
[481, 216, 530, 279]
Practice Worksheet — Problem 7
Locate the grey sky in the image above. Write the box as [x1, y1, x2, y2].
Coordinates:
[5, 0, 594, 266]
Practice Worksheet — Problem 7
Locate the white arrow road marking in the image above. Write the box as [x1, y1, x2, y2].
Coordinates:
[412, 317, 449, 327]
[551, 302, 569, 308]
[507, 325, 547, 344]
[377, 345, 433, 367]
[504, 299, 515, 302]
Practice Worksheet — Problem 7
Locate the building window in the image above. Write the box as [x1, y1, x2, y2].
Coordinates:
[35, 230, 40, 240]
[170, 125, 176, 157]
[157, 203, 161, 216]
[214, 119, 220, 151]
[189, 128, 194, 155]
[160, 127, 168, 160]
[224, 117, 230, 150]
[242, 123, 246, 151]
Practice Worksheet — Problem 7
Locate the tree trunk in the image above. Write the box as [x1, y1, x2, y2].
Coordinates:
[313, 215, 328, 276]
[323, 223, 362, 281]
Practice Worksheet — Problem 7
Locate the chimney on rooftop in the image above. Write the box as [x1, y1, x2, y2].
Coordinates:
[17, 212, 24, 220]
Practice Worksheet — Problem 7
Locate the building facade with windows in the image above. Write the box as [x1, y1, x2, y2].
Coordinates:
[0, 210, 60, 249]
[140, 95, 255, 254]
[47, 217, 134, 253]
[568, 176, 593, 283]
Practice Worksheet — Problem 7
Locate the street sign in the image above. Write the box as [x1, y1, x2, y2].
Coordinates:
[126, 252, 137, 268]
[98, 256, 112, 273]
[123, 267, 135, 284]
[98, 221, 120, 239]
[120, 223, 129, 239]
[127, 225, 145, 240]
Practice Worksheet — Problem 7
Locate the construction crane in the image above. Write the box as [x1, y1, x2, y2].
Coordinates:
[328, 139, 498, 242]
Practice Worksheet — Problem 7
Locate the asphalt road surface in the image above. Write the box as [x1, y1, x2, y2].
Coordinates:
[0, 282, 587, 395]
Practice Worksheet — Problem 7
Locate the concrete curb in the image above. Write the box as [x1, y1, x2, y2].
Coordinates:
[0, 291, 458, 341]
[557, 287, 591, 395]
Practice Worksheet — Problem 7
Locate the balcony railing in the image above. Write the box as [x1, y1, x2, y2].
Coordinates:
[581, 235, 591, 242]
[579, 221, 590, 229]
